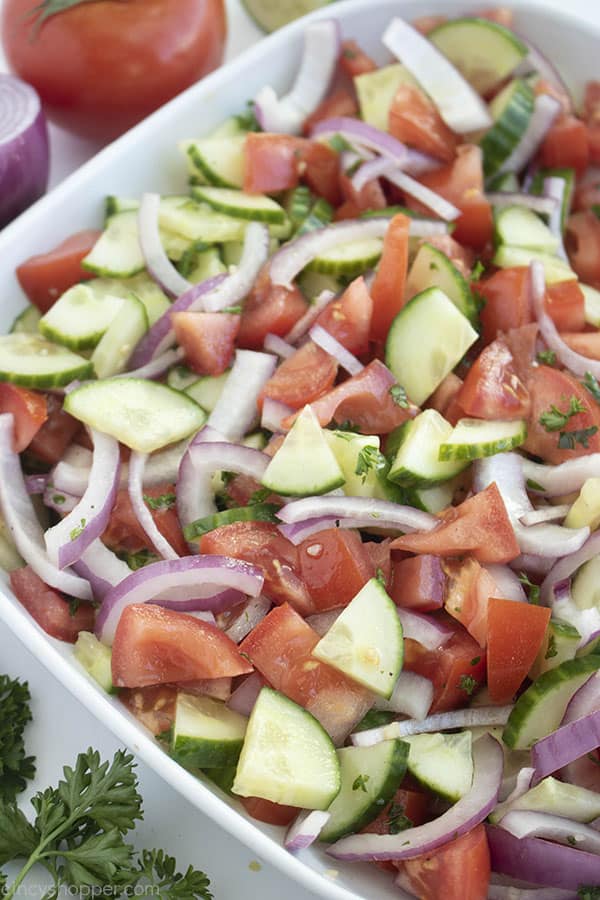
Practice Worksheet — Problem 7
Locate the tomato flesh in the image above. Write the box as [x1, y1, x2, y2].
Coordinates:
[401, 825, 491, 900]
[16, 230, 100, 313]
[103, 483, 188, 558]
[26, 394, 81, 465]
[0, 384, 47, 452]
[370, 214, 411, 341]
[487, 597, 551, 703]
[259, 340, 338, 411]
[298, 528, 374, 612]
[389, 84, 457, 162]
[540, 115, 590, 176]
[10, 566, 94, 643]
[238, 266, 307, 350]
[171, 311, 240, 376]
[478, 267, 532, 345]
[240, 797, 298, 826]
[456, 339, 530, 421]
[566, 211, 600, 287]
[390, 554, 447, 612]
[443, 557, 500, 648]
[314, 276, 373, 355]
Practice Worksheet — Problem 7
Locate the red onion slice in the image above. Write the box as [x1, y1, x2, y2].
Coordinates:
[309, 324, 363, 375]
[263, 333, 295, 359]
[202, 222, 270, 312]
[227, 672, 265, 718]
[329, 734, 503, 860]
[543, 176, 568, 260]
[484, 564, 528, 603]
[207, 350, 277, 441]
[285, 289, 336, 343]
[25, 474, 47, 495]
[486, 192, 558, 215]
[397, 608, 453, 651]
[516, 35, 573, 110]
[277, 495, 436, 532]
[351, 707, 512, 748]
[224, 595, 271, 644]
[498, 94, 561, 176]
[487, 824, 600, 889]
[285, 810, 331, 853]
[278, 515, 338, 545]
[522, 456, 600, 498]
[504, 808, 600, 853]
[120, 346, 186, 381]
[354, 156, 460, 221]
[138, 193, 192, 298]
[519, 506, 571, 527]
[72, 539, 131, 602]
[540, 530, 600, 606]
[563, 672, 600, 725]
[373, 670, 434, 721]
[306, 607, 342, 636]
[43, 486, 79, 515]
[128, 451, 179, 560]
[261, 397, 294, 433]
[489, 880, 586, 899]
[531, 707, 600, 783]
[311, 116, 415, 167]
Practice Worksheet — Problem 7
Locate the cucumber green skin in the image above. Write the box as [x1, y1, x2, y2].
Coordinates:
[241, 0, 335, 32]
[202, 766, 237, 795]
[0, 359, 94, 390]
[503, 655, 600, 749]
[438, 428, 527, 461]
[480, 79, 535, 178]
[183, 503, 280, 541]
[407, 243, 479, 328]
[529, 619, 581, 678]
[296, 198, 333, 236]
[10, 306, 41, 335]
[191, 187, 286, 225]
[167, 366, 198, 391]
[172, 735, 244, 770]
[287, 186, 313, 226]
[307, 245, 383, 279]
[38, 320, 108, 352]
[187, 145, 241, 190]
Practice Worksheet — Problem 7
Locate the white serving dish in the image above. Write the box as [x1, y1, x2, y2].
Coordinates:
[0, 2, 595, 896]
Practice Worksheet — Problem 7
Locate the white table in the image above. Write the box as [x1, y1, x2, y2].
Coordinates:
[1, 1, 599, 897]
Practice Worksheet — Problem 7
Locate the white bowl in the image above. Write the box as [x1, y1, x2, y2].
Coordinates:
[0, 2, 595, 897]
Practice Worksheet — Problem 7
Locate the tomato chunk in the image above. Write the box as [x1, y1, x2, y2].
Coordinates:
[10, 566, 94, 643]
[566, 210, 600, 287]
[103, 483, 187, 558]
[238, 266, 308, 350]
[16, 230, 101, 314]
[259, 341, 338, 411]
[171, 311, 239, 376]
[243, 134, 340, 204]
[314, 276, 373, 355]
[240, 797, 298, 826]
[370, 214, 411, 341]
[303, 88, 358, 136]
[443, 557, 500, 648]
[111, 603, 253, 688]
[560, 331, 600, 359]
[120, 685, 177, 735]
[0, 384, 47, 452]
[390, 554, 446, 612]
[540, 115, 589, 176]
[389, 84, 457, 163]
[487, 597, 551, 703]
[298, 529, 374, 612]
[456, 339, 530, 421]
[478, 267, 532, 345]
[339, 40, 377, 77]
[26, 394, 81, 465]
[545, 280, 585, 332]
[401, 825, 490, 900]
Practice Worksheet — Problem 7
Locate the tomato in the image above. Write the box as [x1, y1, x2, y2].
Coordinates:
[298, 529, 374, 612]
[412, 14, 447, 34]
[443, 557, 501, 648]
[314, 276, 373, 355]
[301, 141, 342, 207]
[566, 211, 600, 287]
[391, 483, 520, 565]
[476, 7, 514, 26]
[199, 521, 313, 615]
[103, 483, 188, 558]
[237, 266, 307, 350]
[540, 115, 589, 176]
[389, 84, 457, 163]
[390, 554, 447, 612]
[2, 0, 226, 140]
[361, 786, 429, 835]
[456, 339, 530, 421]
[524, 365, 600, 465]
[244, 135, 340, 204]
[0, 384, 47, 452]
[584, 85, 600, 163]
[259, 341, 338, 411]
[401, 825, 490, 900]
[545, 280, 585, 332]
[120, 685, 176, 735]
[239, 603, 372, 744]
[10, 566, 94, 643]
[427, 372, 464, 425]
[240, 797, 298, 827]
[338, 172, 387, 214]
[339, 40, 377, 78]
[111, 603, 252, 688]
[369, 214, 411, 341]
[560, 331, 600, 359]
[363, 538, 393, 589]
[487, 597, 551, 703]
[171, 311, 239, 376]
[503, 322, 539, 383]
[574, 177, 600, 212]
[303, 88, 358, 136]
[403, 617, 487, 712]
[15, 230, 100, 314]
[478, 267, 532, 345]
[27, 394, 81, 465]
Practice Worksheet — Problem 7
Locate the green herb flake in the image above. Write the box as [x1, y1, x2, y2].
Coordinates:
[583, 371, 600, 404]
[539, 395, 586, 432]
[0, 675, 36, 801]
[458, 674, 478, 696]
[143, 492, 176, 511]
[388, 802, 413, 835]
[470, 656, 481, 667]
[69, 518, 86, 541]
[518, 572, 541, 606]
[355, 446, 387, 483]
[537, 349, 557, 366]
[558, 426, 599, 450]
[390, 384, 410, 409]
[352, 774, 370, 793]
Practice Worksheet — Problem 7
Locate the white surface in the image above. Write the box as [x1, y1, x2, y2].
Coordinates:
[0, 1, 600, 898]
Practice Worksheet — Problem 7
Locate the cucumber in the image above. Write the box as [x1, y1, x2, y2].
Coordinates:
[183, 503, 280, 541]
[529, 619, 581, 679]
[407, 480, 456, 514]
[167, 365, 197, 391]
[63, 378, 207, 453]
[492, 245, 577, 282]
[232, 687, 340, 809]
[91, 293, 149, 378]
[487, 172, 520, 192]
[261, 405, 345, 496]
[74, 632, 115, 694]
[530, 167, 575, 231]
[571, 554, 600, 611]
[241, 0, 334, 32]
[307, 238, 383, 278]
[87, 273, 170, 328]
[191, 186, 286, 225]
[171, 693, 247, 769]
[105, 195, 138, 219]
[438, 417, 527, 461]
[298, 270, 343, 300]
[183, 135, 246, 189]
[480, 79, 535, 178]
[312, 578, 404, 698]
[242, 431, 267, 451]
[494, 205, 559, 253]
[405, 242, 478, 326]
[296, 197, 333, 236]
[287, 185, 313, 226]
[161, 198, 246, 243]
[582, 283, 600, 328]
[202, 766, 237, 795]
[319, 740, 409, 842]
[0, 512, 24, 572]
[82, 210, 145, 278]
[0, 333, 93, 388]
[325, 430, 406, 504]
[429, 18, 527, 94]
[404, 731, 473, 802]
[184, 372, 229, 412]
[182, 247, 227, 284]
[39, 284, 125, 351]
[10, 305, 41, 335]
[490, 776, 600, 825]
[387, 410, 469, 488]
[354, 63, 417, 132]
[502, 655, 600, 750]
[385, 287, 478, 407]
[565, 477, 600, 530]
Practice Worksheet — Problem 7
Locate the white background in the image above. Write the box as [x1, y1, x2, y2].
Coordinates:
[1, 1, 600, 897]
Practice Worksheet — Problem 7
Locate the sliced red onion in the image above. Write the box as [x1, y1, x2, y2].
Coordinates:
[207, 350, 277, 441]
[261, 397, 294, 433]
[408, 218, 451, 238]
[44, 429, 120, 570]
[351, 707, 513, 748]
[503, 808, 600, 853]
[350, 157, 393, 193]
[498, 95, 561, 176]
[515, 36, 573, 110]
[564, 672, 600, 725]
[202, 222, 270, 313]
[25, 474, 47, 495]
[374, 160, 461, 221]
[523, 455, 600, 498]
[397, 608, 453, 651]
[278, 516, 338, 545]
[329, 734, 502, 860]
[227, 672, 265, 718]
[43, 486, 79, 515]
[486, 193, 558, 215]
[312, 116, 415, 167]
[138, 193, 192, 299]
[498, 766, 536, 808]
[484, 564, 528, 603]
[51, 461, 89, 496]
[71, 539, 131, 602]
[0, 415, 91, 600]
[306, 608, 342, 637]
[277, 496, 436, 532]
[62, 444, 93, 467]
[254, 19, 339, 135]
[95, 554, 264, 644]
[309, 324, 363, 376]
[285, 289, 336, 343]
[373, 671, 433, 721]
[156, 590, 242, 614]
[128, 451, 179, 560]
[531, 707, 600, 783]
[540, 531, 600, 606]
[285, 810, 331, 853]
[176, 425, 225, 543]
[487, 824, 600, 889]
[510, 554, 557, 578]
[519, 505, 571, 527]
[488, 881, 584, 899]
[263, 333, 295, 359]
[382, 18, 492, 134]
[224, 595, 271, 644]
[120, 346, 186, 381]
[543, 177, 568, 260]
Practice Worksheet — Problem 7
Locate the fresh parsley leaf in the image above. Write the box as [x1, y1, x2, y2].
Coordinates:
[471, 260, 485, 282]
[526, 479, 546, 492]
[219, 305, 243, 315]
[353, 710, 395, 733]
[539, 395, 585, 431]
[458, 674, 478, 696]
[352, 774, 370, 793]
[518, 572, 541, 605]
[135, 848, 213, 898]
[119, 548, 159, 571]
[583, 371, 600, 403]
[537, 349, 557, 366]
[470, 656, 481, 667]
[69, 518, 86, 542]
[0, 676, 35, 801]
[375, 567, 386, 587]
[558, 426, 599, 449]
[545, 634, 558, 660]
[67, 597, 80, 618]
[27, 0, 101, 35]
[143, 492, 176, 511]
[235, 101, 261, 133]
[578, 886, 600, 899]
[334, 419, 361, 433]
[355, 446, 387, 483]
[389, 384, 409, 409]
[388, 802, 413, 835]
[247, 487, 271, 506]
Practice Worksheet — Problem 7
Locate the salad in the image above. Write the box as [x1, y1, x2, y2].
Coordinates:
[2, 5, 600, 898]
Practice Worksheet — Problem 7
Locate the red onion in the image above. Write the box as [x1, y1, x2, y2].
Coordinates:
[120, 346, 186, 381]
[519, 506, 571, 527]
[263, 333, 295, 359]
[207, 350, 277, 441]
[487, 824, 600, 889]
[138, 193, 192, 298]
[407, 218, 451, 237]
[261, 397, 294, 433]
[224, 595, 271, 643]
[531, 707, 600, 783]
[176, 425, 225, 542]
[498, 95, 561, 176]
[328, 734, 503, 860]
[516, 36, 573, 110]
[356, 157, 460, 221]
[540, 531, 600, 606]
[497, 766, 536, 809]
[0, 74, 49, 228]
[373, 671, 434, 721]
[564, 672, 600, 725]
[278, 516, 338, 545]
[309, 324, 363, 376]
[311, 116, 421, 168]
[71, 539, 131, 602]
[484, 564, 528, 603]
[510, 554, 557, 578]
[397, 608, 453, 651]
[351, 706, 513, 748]
[488, 880, 585, 899]
[202, 222, 270, 312]
[277, 495, 436, 532]
[522, 455, 600, 498]
[128, 451, 179, 560]
[543, 177, 568, 260]
[503, 809, 600, 853]
[486, 193, 558, 216]
[227, 672, 265, 718]
[285, 810, 331, 853]
[43, 486, 79, 515]
[285, 289, 336, 343]
[25, 474, 47, 495]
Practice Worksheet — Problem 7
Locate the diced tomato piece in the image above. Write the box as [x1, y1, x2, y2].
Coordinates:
[26, 393, 81, 465]
[545, 280, 585, 332]
[259, 341, 338, 411]
[588, 126, 600, 165]
[103, 483, 188, 558]
[339, 171, 387, 214]
[10, 566, 94, 643]
[339, 40, 377, 77]
[390, 554, 447, 612]
[389, 84, 457, 163]
[370, 214, 411, 341]
[419, 234, 474, 278]
[314, 276, 372, 356]
[478, 267, 532, 345]
[361, 786, 429, 835]
[456, 339, 530, 421]
[540, 115, 589, 176]
[301, 141, 342, 206]
[298, 529, 374, 612]
[391, 483, 520, 565]
[584, 81, 600, 124]
[560, 331, 600, 359]
[199, 521, 313, 615]
[334, 200, 363, 221]
[426, 373, 464, 424]
[240, 797, 298, 826]
[412, 14, 447, 34]
[400, 825, 491, 900]
[524, 365, 600, 464]
[403, 616, 487, 712]
[303, 88, 358, 136]
[487, 597, 551, 703]
[0, 384, 47, 452]
[502, 322, 539, 383]
[120, 685, 177, 735]
[574, 176, 600, 212]
[238, 266, 308, 350]
[444, 557, 500, 648]
[566, 210, 600, 287]
[15, 230, 101, 314]
[243, 134, 340, 205]
[363, 538, 392, 589]
[172, 311, 239, 376]
[476, 7, 513, 26]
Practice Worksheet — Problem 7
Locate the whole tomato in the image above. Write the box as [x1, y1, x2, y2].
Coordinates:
[1, 0, 227, 141]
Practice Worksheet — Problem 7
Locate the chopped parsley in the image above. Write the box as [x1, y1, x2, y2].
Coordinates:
[388, 802, 413, 835]
[578, 885, 600, 899]
[458, 674, 478, 696]
[539, 395, 586, 431]
[352, 774, 370, 793]
[518, 572, 541, 605]
[68, 597, 81, 618]
[471, 260, 485, 282]
[536, 349, 557, 366]
[470, 656, 481, 667]
[557, 426, 599, 450]
[69, 518, 86, 541]
[389, 384, 410, 409]
[248, 487, 271, 506]
[583, 371, 600, 403]
[355, 446, 387, 483]
[143, 491, 176, 511]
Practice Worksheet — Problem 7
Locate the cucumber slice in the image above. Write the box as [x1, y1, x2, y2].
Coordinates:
[184, 372, 229, 412]
[10, 305, 41, 335]
[243, 431, 267, 451]
[161, 197, 246, 243]
[529, 618, 581, 679]
[91, 293, 149, 378]
[64, 378, 207, 453]
[74, 632, 115, 694]
[312, 578, 403, 698]
[307, 238, 383, 278]
[262, 405, 345, 496]
[105, 195, 138, 219]
[0, 334, 93, 388]
[565, 477, 600, 530]
[388, 410, 469, 488]
[502, 655, 600, 750]
[385, 287, 478, 407]
[429, 18, 527, 94]
[0, 512, 24, 572]
[183, 503, 280, 541]
[405, 242, 478, 326]
[582, 283, 600, 328]
[490, 776, 600, 825]
[298, 270, 343, 300]
[487, 172, 520, 192]
[287, 185, 313, 226]
[439, 417, 527, 461]
[232, 687, 340, 809]
[296, 198, 333, 237]
[87, 273, 170, 328]
[39, 284, 124, 351]
[191, 186, 286, 225]
[407, 480, 456, 514]
[183, 247, 227, 284]
[494, 205, 559, 253]
[241, 0, 334, 32]
[202, 765, 237, 795]
[210, 117, 249, 139]
[530, 167, 575, 231]
[404, 731, 473, 802]
[571, 554, 600, 610]
[167, 366, 197, 391]
[82, 211, 145, 278]
[354, 63, 417, 132]
[319, 740, 409, 842]
[325, 431, 406, 504]
[492, 245, 576, 283]
[171, 693, 247, 769]
[480, 79, 535, 178]
[183, 135, 246, 189]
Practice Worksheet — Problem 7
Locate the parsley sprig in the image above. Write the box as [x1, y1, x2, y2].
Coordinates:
[0, 676, 35, 802]
[355, 446, 387, 483]
[539, 395, 585, 431]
